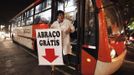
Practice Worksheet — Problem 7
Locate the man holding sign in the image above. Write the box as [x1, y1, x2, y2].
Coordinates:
[51, 10, 75, 64]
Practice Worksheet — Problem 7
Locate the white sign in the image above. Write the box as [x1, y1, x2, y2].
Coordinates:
[36, 29, 64, 65]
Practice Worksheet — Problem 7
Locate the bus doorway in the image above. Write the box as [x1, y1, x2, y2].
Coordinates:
[56, 0, 81, 72]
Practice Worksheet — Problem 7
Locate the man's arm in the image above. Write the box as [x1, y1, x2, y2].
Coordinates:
[69, 21, 75, 33]
[66, 20, 75, 34]
[50, 21, 56, 28]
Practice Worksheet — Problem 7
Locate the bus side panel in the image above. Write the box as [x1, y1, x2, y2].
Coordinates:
[96, 0, 111, 62]
[32, 23, 49, 50]
[81, 50, 97, 75]
[12, 26, 33, 49]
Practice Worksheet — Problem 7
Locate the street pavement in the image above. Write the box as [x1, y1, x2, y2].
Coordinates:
[0, 37, 63, 75]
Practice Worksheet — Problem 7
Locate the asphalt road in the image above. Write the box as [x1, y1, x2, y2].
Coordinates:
[0, 38, 64, 75]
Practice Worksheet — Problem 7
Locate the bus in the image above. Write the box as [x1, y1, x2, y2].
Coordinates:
[10, 0, 127, 75]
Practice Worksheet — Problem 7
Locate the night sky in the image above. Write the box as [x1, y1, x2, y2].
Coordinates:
[0, 0, 34, 25]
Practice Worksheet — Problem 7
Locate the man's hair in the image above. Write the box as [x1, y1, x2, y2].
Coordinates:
[57, 10, 64, 16]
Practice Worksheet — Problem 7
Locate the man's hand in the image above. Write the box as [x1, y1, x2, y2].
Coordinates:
[66, 27, 71, 34]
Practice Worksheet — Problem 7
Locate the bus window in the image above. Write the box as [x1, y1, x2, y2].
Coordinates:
[26, 8, 34, 18]
[103, 2, 126, 56]
[25, 8, 34, 25]
[35, 3, 42, 14]
[34, 9, 51, 24]
[39, 9, 51, 24]
[104, 6, 122, 36]
[26, 17, 33, 25]
[26, 10, 30, 18]
[84, 0, 96, 46]
[42, 0, 52, 10]
[30, 8, 34, 16]
[102, 0, 125, 37]
[12, 23, 15, 28]
[64, 0, 77, 13]
[14, 21, 17, 27]
[16, 16, 21, 27]
[22, 20, 25, 26]
[18, 21, 21, 27]
[58, 0, 77, 21]
[58, 2, 64, 10]
[21, 13, 27, 26]
[34, 0, 52, 24]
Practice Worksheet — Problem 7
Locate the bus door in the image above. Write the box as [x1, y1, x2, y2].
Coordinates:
[57, 0, 81, 70]
[80, 0, 99, 75]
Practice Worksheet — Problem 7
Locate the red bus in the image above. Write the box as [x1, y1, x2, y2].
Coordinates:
[10, 0, 127, 75]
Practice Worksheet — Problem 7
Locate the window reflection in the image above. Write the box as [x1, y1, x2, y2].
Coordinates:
[22, 20, 25, 26]
[18, 21, 21, 27]
[26, 17, 33, 25]
[35, 4, 42, 14]
[84, 0, 96, 46]
[58, 0, 77, 21]
[43, 0, 51, 10]
[104, 6, 121, 36]
[34, 9, 51, 24]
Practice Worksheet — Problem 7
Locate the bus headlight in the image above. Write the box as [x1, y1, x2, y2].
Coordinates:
[110, 49, 116, 58]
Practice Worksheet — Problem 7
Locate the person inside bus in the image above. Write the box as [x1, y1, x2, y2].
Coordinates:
[50, 10, 75, 64]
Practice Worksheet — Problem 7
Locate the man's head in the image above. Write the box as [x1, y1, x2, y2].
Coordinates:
[57, 10, 64, 23]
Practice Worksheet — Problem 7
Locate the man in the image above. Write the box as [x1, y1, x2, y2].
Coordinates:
[51, 10, 75, 64]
